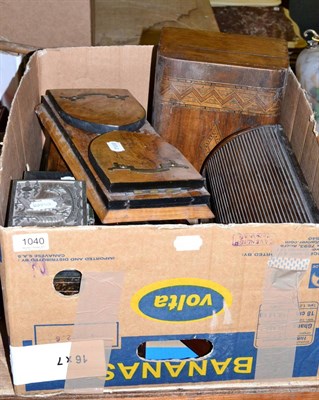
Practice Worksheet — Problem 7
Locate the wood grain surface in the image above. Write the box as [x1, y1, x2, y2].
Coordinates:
[152, 27, 289, 170]
[0, 328, 13, 396]
[89, 130, 205, 192]
[0, 40, 37, 55]
[157, 28, 289, 68]
[1, 390, 318, 400]
[36, 97, 213, 223]
[47, 89, 146, 133]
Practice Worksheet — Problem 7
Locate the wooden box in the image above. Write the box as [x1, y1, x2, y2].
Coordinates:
[152, 28, 289, 170]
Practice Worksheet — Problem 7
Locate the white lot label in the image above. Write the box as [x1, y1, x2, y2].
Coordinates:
[174, 235, 203, 251]
[107, 141, 125, 152]
[10, 340, 105, 385]
[10, 342, 70, 385]
[12, 233, 49, 252]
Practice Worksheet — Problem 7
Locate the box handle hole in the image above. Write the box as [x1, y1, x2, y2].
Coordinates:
[53, 269, 82, 296]
[137, 339, 213, 361]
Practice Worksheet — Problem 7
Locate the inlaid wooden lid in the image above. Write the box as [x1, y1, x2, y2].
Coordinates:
[158, 27, 289, 70]
[89, 130, 205, 192]
[46, 88, 146, 134]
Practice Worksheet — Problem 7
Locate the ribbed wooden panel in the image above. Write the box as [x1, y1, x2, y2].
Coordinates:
[203, 125, 319, 224]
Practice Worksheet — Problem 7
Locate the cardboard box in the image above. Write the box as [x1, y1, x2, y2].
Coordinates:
[0, 44, 318, 395]
[0, 0, 93, 48]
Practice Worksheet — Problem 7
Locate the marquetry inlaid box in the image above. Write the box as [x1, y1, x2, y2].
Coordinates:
[152, 27, 289, 170]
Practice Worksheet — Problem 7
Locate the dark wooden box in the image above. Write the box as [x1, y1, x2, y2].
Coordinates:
[152, 27, 289, 170]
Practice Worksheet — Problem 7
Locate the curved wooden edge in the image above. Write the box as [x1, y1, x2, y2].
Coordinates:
[0, 40, 38, 55]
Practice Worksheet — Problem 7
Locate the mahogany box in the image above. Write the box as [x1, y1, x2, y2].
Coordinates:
[152, 27, 289, 170]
